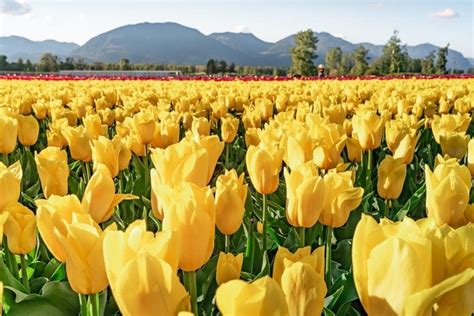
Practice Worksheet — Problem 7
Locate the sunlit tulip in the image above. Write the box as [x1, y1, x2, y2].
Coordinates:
[245, 128, 260, 147]
[82, 164, 135, 223]
[191, 117, 211, 136]
[216, 252, 243, 285]
[112, 135, 132, 171]
[151, 120, 180, 149]
[193, 135, 225, 183]
[352, 110, 384, 150]
[0, 212, 9, 239]
[320, 171, 363, 227]
[377, 156, 406, 200]
[439, 131, 470, 159]
[35, 147, 69, 198]
[83, 114, 108, 139]
[284, 163, 325, 228]
[92, 136, 120, 178]
[221, 116, 239, 143]
[63, 126, 93, 162]
[346, 136, 362, 162]
[160, 182, 215, 272]
[17, 115, 39, 146]
[0, 161, 22, 212]
[215, 170, 248, 235]
[284, 131, 313, 170]
[0, 114, 17, 154]
[113, 253, 190, 316]
[246, 145, 284, 195]
[216, 276, 289, 315]
[3, 202, 36, 255]
[273, 246, 311, 285]
[312, 123, 346, 170]
[468, 139, 474, 177]
[425, 155, 472, 227]
[431, 113, 471, 144]
[385, 120, 420, 164]
[133, 111, 156, 145]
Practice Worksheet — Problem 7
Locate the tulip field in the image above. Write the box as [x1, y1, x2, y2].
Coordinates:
[0, 75, 473, 316]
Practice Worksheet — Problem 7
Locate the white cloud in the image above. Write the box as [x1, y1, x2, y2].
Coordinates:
[432, 8, 459, 19]
[0, 0, 31, 15]
[234, 25, 251, 33]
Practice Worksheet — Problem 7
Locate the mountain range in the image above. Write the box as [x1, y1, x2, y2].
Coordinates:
[1, 22, 472, 70]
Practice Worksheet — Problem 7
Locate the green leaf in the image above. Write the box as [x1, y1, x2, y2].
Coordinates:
[394, 184, 426, 221]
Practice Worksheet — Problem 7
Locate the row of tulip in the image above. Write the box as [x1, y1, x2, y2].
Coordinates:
[0, 78, 472, 315]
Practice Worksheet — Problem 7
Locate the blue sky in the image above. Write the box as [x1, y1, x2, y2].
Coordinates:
[0, 0, 473, 56]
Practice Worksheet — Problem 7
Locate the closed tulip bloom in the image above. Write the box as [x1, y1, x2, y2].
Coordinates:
[215, 170, 248, 235]
[431, 113, 471, 144]
[285, 131, 313, 170]
[113, 253, 190, 316]
[92, 136, 120, 178]
[377, 156, 406, 200]
[112, 135, 132, 171]
[82, 164, 135, 223]
[346, 136, 362, 162]
[284, 163, 325, 228]
[0, 114, 18, 154]
[61, 221, 115, 294]
[439, 131, 470, 160]
[216, 252, 243, 285]
[312, 123, 346, 170]
[281, 261, 327, 316]
[36, 195, 86, 262]
[385, 121, 420, 164]
[193, 135, 225, 184]
[35, 147, 69, 198]
[320, 171, 364, 227]
[273, 246, 318, 285]
[3, 202, 36, 255]
[191, 117, 211, 136]
[83, 114, 108, 139]
[246, 145, 284, 195]
[468, 139, 474, 177]
[160, 182, 215, 272]
[150, 120, 180, 149]
[0, 212, 9, 239]
[133, 111, 156, 145]
[221, 116, 239, 143]
[245, 128, 260, 148]
[0, 161, 22, 212]
[17, 115, 39, 147]
[425, 155, 471, 227]
[216, 276, 289, 316]
[352, 111, 384, 150]
[63, 126, 93, 162]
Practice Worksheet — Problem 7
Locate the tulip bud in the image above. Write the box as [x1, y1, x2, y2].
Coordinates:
[439, 132, 470, 160]
[82, 164, 135, 223]
[17, 115, 39, 147]
[216, 276, 288, 315]
[215, 170, 248, 235]
[431, 113, 471, 144]
[312, 123, 346, 170]
[112, 135, 132, 171]
[133, 111, 156, 145]
[0, 115, 18, 154]
[63, 126, 93, 162]
[246, 145, 284, 195]
[346, 136, 362, 162]
[377, 156, 406, 200]
[352, 111, 384, 150]
[92, 136, 120, 178]
[221, 116, 239, 143]
[35, 147, 69, 198]
[191, 117, 211, 136]
[0, 161, 22, 212]
[285, 131, 313, 170]
[216, 252, 243, 285]
[245, 128, 260, 148]
[284, 163, 325, 228]
[3, 202, 36, 255]
[83, 114, 108, 139]
[151, 120, 180, 149]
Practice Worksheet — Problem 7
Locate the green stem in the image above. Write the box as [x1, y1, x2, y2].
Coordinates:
[244, 218, 255, 273]
[225, 234, 230, 253]
[20, 255, 30, 292]
[143, 147, 150, 195]
[79, 294, 88, 316]
[142, 206, 148, 228]
[366, 150, 373, 190]
[2, 153, 8, 166]
[90, 293, 100, 316]
[261, 194, 267, 253]
[84, 161, 91, 184]
[225, 143, 230, 169]
[298, 227, 305, 248]
[325, 226, 333, 288]
[183, 271, 198, 315]
[3, 237, 19, 280]
[384, 199, 391, 218]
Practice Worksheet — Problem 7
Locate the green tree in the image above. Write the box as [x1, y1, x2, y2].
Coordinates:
[421, 52, 435, 74]
[38, 53, 59, 72]
[119, 58, 131, 70]
[435, 44, 449, 74]
[218, 60, 228, 73]
[206, 59, 217, 74]
[325, 47, 342, 75]
[340, 53, 354, 75]
[378, 30, 405, 74]
[351, 45, 370, 76]
[290, 29, 318, 76]
[25, 59, 33, 72]
[0, 55, 8, 70]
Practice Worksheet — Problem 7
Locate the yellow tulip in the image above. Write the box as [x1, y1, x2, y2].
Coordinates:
[216, 276, 289, 316]
[346, 136, 362, 162]
[0, 212, 9, 239]
[273, 246, 324, 285]
[215, 170, 248, 235]
[245, 128, 260, 148]
[35, 147, 69, 198]
[83, 114, 108, 139]
[246, 145, 284, 195]
[82, 164, 136, 223]
[191, 117, 211, 136]
[284, 131, 313, 170]
[0, 161, 22, 212]
[63, 126, 93, 162]
[312, 123, 346, 170]
[439, 131, 470, 159]
[160, 182, 215, 272]
[192, 135, 225, 184]
[61, 220, 115, 294]
[469, 139, 474, 177]
[36, 195, 87, 262]
[284, 163, 325, 228]
[113, 253, 190, 316]
[425, 155, 471, 227]
[221, 116, 239, 143]
[3, 202, 36, 255]
[385, 120, 420, 164]
[0, 114, 17, 154]
[133, 111, 156, 145]
[281, 261, 327, 316]
[150, 120, 180, 149]
[377, 156, 406, 200]
[112, 135, 132, 171]
[216, 252, 243, 285]
[320, 171, 363, 227]
[352, 110, 384, 150]
[431, 113, 471, 144]
[17, 115, 39, 147]
[92, 136, 120, 178]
